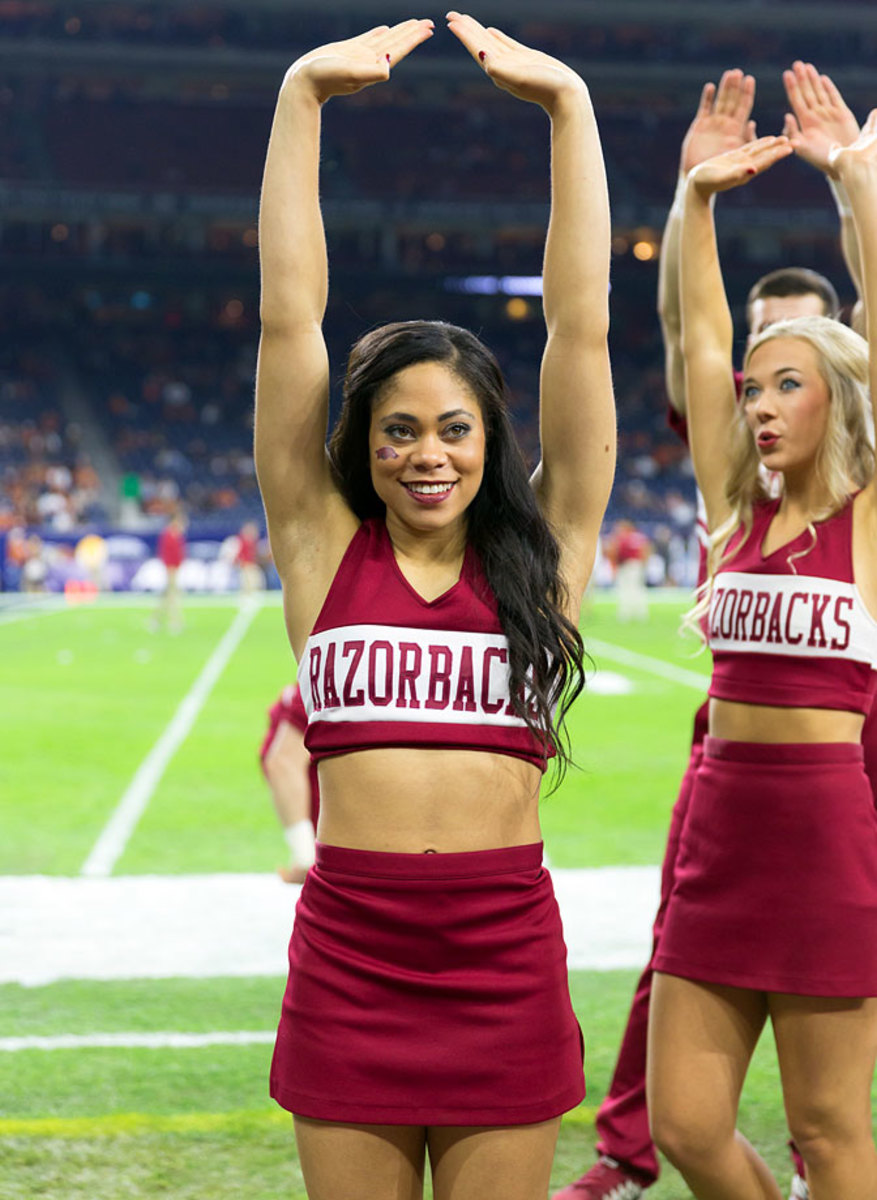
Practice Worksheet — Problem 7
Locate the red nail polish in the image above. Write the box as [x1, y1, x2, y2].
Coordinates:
[478, 50, 485, 62]
[746, 167, 757, 175]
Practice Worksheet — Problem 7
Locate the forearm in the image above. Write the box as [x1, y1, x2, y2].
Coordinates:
[658, 176, 687, 413]
[259, 75, 328, 330]
[541, 85, 610, 342]
[829, 177, 865, 299]
[840, 159, 877, 396]
[680, 182, 734, 361]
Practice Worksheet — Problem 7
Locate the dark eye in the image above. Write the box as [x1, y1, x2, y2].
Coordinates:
[384, 424, 414, 439]
[444, 422, 471, 438]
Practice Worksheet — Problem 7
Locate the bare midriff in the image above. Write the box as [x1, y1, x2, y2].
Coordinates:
[315, 746, 544, 853]
[710, 697, 865, 745]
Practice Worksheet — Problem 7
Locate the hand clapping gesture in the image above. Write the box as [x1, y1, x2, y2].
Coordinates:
[285, 18, 434, 104]
[688, 134, 792, 198]
[783, 60, 860, 175]
[446, 11, 586, 111]
[679, 68, 756, 176]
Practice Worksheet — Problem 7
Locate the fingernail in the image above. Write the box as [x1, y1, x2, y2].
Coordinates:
[478, 50, 485, 61]
[746, 167, 757, 175]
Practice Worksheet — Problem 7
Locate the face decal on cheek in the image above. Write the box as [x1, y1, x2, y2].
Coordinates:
[375, 446, 399, 460]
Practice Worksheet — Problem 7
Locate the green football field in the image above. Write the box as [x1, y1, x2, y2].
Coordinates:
[0, 592, 872, 1198]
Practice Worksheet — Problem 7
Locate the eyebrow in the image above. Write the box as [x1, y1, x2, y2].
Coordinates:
[742, 366, 802, 384]
[379, 409, 477, 424]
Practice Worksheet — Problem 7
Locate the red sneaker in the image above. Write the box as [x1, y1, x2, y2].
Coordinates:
[788, 1140, 809, 1200]
[551, 1156, 649, 1200]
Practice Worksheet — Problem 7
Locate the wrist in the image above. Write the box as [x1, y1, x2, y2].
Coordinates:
[670, 172, 688, 214]
[544, 77, 591, 120]
[828, 176, 853, 217]
[280, 65, 326, 109]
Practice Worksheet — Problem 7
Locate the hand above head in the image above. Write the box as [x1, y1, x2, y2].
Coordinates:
[688, 135, 793, 199]
[782, 61, 860, 175]
[680, 69, 756, 176]
[827, 108, 877, 180]
[446, 11, 585, 112]
[285, 18, 434, 104]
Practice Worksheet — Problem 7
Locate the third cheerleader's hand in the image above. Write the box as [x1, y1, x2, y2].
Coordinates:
[782, 61, 860, 176]
[688, 135, 792, 199]
[446, 11, 586, 112]
[285, 19, 434, 104]
[680, 69, 757, 176]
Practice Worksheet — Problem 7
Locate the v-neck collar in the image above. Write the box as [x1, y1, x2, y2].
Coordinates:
[381, 521, 472, 607]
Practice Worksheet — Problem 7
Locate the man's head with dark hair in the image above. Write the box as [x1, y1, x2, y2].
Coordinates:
[746, 267, 841, 338]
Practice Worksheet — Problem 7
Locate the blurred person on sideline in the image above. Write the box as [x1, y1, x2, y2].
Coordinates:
[151, 509, 186, 633]
[607, 518, 651, 622]
[235, 520, 265, 594]
[259, 683, 320, 884]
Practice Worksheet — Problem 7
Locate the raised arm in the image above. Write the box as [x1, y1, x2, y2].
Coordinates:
[254, 21, 434, 582]
[783, 61, 863, 302]
[680, 136, 792, 530]
[829, 110, 877, 515]
[447, 12, 614, 605]
[659, 70, 756, 416]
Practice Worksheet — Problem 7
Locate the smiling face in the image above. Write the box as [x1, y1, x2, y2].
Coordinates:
[741, 337, 831, 477]
[368, 360, 487, 536]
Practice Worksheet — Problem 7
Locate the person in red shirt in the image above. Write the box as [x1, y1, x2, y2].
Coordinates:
[235, 521, 264, 594]
[606, 519, 651, 622]
[259, 683, 320, 884]
[152, 509, 186, 633]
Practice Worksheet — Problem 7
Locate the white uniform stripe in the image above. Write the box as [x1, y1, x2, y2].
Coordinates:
[80, 601, 259, 878]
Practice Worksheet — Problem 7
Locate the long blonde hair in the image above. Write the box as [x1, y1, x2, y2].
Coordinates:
[686, 316, 874, 641]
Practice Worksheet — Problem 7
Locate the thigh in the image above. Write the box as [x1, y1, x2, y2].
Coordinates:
[294, 1116, 426, 1200]
[648, 972, 767, 1142]
[427, 1119, 561, 1200]
[771, 993, 877, 1136]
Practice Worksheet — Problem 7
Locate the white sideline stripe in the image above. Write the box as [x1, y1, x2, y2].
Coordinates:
[0, 1031, 275, 1053]
[587, 637, 709, 692]
[80, 601, 260, 878]
[0, 867, 660, 986]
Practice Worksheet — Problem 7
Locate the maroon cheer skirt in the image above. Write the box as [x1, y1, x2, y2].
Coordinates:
[654, 737, 877, 996]
[270, 841, 584, 1125]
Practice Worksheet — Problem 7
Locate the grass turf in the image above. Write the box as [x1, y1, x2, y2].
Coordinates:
[2, 593, 870, 1198]
[2, 971, 846, 1199]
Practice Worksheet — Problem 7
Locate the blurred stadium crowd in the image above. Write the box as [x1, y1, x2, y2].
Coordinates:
[1, 0, 872, 592]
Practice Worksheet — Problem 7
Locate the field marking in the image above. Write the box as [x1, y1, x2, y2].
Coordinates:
[80, 601, 260, 878]
[0, 1031, 275, 1052]
[0, 1109, 292, 1138]
[587, 637, 709, 692]
[1, 866, 660, 985]
[0, 1106, 598, 1139]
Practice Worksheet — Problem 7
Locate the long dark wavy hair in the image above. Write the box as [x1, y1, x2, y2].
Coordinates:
[327, 319, 586, 778]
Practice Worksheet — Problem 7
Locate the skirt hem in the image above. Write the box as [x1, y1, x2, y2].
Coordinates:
[653, 956, 877, 999]
[270, 1083, 586, 1127]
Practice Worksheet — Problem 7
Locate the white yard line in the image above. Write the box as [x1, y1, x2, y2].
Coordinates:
[0, 1031, 275, 1052]
[80, 601, 260, 878]
[587, 637, 709, 692]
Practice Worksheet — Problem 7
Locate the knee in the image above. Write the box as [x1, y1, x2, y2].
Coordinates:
[787, 1104, 871, 1172]
[650, 1107, 723, 1173]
